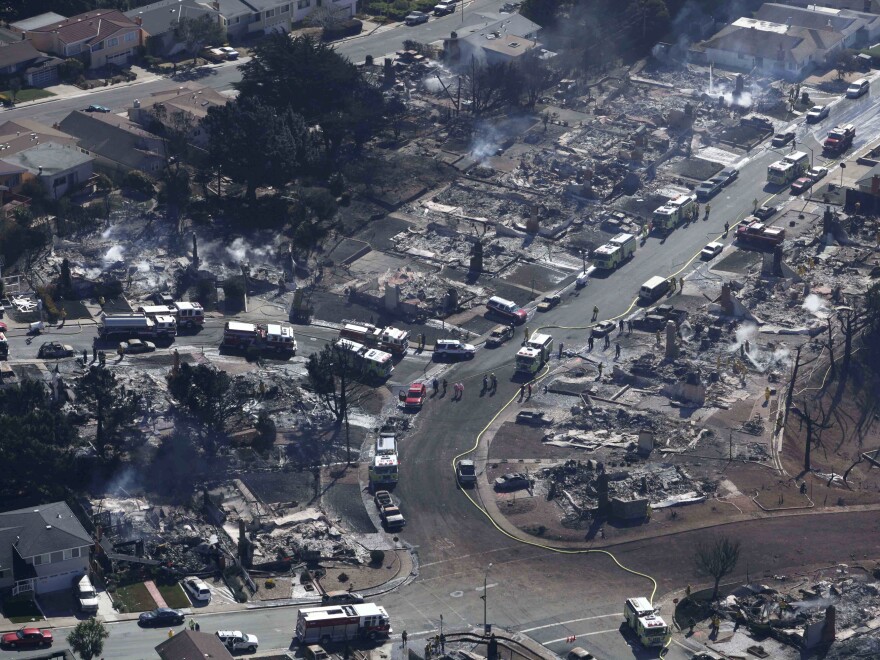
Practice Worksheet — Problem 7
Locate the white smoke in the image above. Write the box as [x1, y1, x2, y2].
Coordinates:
[136, 260, 151, 273]
[103, 245, 125, 266]
[802, 294, 827, 314]
[226, 237, 248, 262]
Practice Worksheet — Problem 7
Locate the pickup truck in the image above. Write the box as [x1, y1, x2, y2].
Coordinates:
[380, 505, 406, 529]
[736, 220, 785, 248]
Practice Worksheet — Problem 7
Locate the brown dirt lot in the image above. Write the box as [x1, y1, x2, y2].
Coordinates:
[489, 421, 584, 461]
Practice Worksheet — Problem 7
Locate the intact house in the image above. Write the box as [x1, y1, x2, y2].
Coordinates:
[155, 630, 234, 660]
[0, 142, 94, 199]
[58, 110, 165, 174]
[443, 13, 543, 67]
[0, 502, 93, 596]
[691, 3, 880, 80]
[216, 0, 357, 42]
[126, 0, 222, 57]
[128, 83, 228, 148]
[0, 40, 63, 88]
[22, 9, 145, 70]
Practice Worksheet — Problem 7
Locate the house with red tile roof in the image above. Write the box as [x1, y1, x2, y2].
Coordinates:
[23, 9, 144, 69]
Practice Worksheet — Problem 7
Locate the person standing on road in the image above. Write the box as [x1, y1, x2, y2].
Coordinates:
[482, 375, 489, 393]
[615, 343, 621, 359]
[432, 377, 439, 392]
[597, 363, 604, 378]
[458, 381, 464, 398]
[527, 383, 532, 399]
[627, 319, 633, 334]
[442, 379, 448, 395]
[402, 630, 408, 647]
[490, 373, 497, 391]
[588, 335, 594, 351]
[592, 306, 599, 322]
[519, 384, 526, 400]
[618, 319, 624, 334]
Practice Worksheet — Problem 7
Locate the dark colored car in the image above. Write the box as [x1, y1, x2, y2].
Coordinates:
[753, 204, 778, 220]
[322, 590, 364, 604]
[790, 177, 813, 195]
[405, 10, 429, 25]
[38, 342, 75, 359]
[712, 166, 738, 186]
[494, 473, 530, 492]
[138, 608, 185, 627]
[85, 104, 110, 113]
[1, 628, 53, 649]
[771, 130, 795, 148]
[590, 320, 615, 338]
[374, 490, 393, 509]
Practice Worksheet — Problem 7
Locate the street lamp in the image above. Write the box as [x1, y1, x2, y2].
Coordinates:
[840, 162, 846, 189]
[481, 563, 492, 634]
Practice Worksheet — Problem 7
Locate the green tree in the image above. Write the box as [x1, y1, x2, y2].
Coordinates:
[77, 366, 141, 459]
[67, 618, 109, 660]
[60, 57, 84, 83]
[519, 0, 563, 29]
[8, 77, 21, 103]
[694, 536, 741, 600]
[173, 14, 226, 64]
[123, 170, 155, 197]
[204, 96, 316, 200]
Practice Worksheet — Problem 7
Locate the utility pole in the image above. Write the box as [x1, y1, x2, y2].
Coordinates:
[481, 563, 492, 634]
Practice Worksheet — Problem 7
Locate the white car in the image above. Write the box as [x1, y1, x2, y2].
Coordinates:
[182, 576, 211, 603]
[808, 166, 828, 182]
[433, 339, 476, 360]
[701, 242, 724, 260]
[215, 631, 258, 653]
[575, 265, 596, 288]
[806, 105, 829, 123]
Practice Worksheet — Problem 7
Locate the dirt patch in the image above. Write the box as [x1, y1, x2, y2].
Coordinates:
[252, 576, 293, 601]
[319, 551, 402, 592]
[668, 157, 723, 181]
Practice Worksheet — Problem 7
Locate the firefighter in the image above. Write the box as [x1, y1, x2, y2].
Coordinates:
[592, 306, 599, 322]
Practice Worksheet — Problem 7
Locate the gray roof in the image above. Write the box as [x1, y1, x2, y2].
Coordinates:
[10, 12, 67, 32]
[755, 3, 871, 33]
[1, 142, 93, 177]
[58, 110, 163, 170]
[155, 631, 234, 660]
[0, 502, 92, 572]
[0, 40, 43, 69]
[461, 12, 542, 40]
[856, 163, 880, 186]
[212, 0, 254, 18]
[125, 0, 218, 38]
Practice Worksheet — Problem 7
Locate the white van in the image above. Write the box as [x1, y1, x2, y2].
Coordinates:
[639, 276, 670, 303]
[846, 78, 869, 98]
[183, 576, 212, 602]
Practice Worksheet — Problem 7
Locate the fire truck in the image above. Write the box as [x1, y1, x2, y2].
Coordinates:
[295, 603, 392, 644]
[822, 124, 855, 156]
[99, 313, 177, 339]
[137, 301, 205, 329]
[592, 232, 636, 270]
[221, 321, 297, 354]
[339, 321, 409, 355]
[767, 151, 809, 185]
[515, 333, 553, 375]
[652, 195, 696, 234]
[623, 597, 671, 648]
[334, 339, 394, 379]
[370, 429, 400, 485]
[735, 219, 786, 248]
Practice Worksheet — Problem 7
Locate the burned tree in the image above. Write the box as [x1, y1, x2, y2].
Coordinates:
[77, 366, 141, 460]
[694, 536, 741, 600]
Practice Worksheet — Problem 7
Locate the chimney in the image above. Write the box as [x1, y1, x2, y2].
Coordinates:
[135, 16, 142, 25]
[192, 232, 199, 269]
[38, 166, 43, 175]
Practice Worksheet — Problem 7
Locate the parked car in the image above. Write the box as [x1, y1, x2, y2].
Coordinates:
[433, 1, 456, 15]
[183, 576, 211, 603]
[433, 339, 476, 360]
[771, 130, 795, 147]
[486, 324, 514, 347]
[374, 490, 393, 508]
[74, 575, 99, 614]
[754, 204, 778, 220]
[695, 179, 722, 200]
[711, 166, 739, 186]
[216, 630, 259, 653]
[119, 339, 156, 354]
[218, 46, 239, 60]
[0, 321, 6, 332]
[380, 505, 406, 528]
[405, 11, 429, 25]
[402, 382, 427, 408]
[38, 342, 74, 359]
[806, 105, 830, 123]
[85, 104, 110, 113]
[1, 628, 52, 649]
[700, 242, 724, 260]
[590, 320, 615, 338]
[575, 269, 593, 287]
[138, 608, 185, 627]
[536, 294, 561, 312]
[808, 166, 829, 182]
[567, 648, 594, 660]
[456, 459, 477, 485]
[790, 176, 813, 195]
[494, 473, 530, 492]
[322, 590, 364, 604]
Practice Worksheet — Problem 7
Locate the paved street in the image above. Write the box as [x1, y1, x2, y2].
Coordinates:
[4, 18, 880, 660]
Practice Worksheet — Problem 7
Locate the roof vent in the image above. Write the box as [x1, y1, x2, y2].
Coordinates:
[46, 525, 52, 530]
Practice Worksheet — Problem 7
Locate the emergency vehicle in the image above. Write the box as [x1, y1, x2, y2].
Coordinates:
[339, 321, 409, 355]
[623, 597, 670, 648]
[652, 195, 696, 233]
[335, 339, 394, 379]
[592, 233, 636, 270]
[99, 313, 177, 339]
[767, 151, 809, 185]
[265, 323, 297, 354]
[822, 124, 855, 156]
[174, 301, 205, 327]
[221, 321, 263, 349]
[515, 333, 553, 374]
[369, 452, 399, 485]
[295, 603, 392, 644]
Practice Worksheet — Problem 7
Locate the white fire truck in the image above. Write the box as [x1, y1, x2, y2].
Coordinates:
[138, 301, 204, 328]
[221, 321, 297, 354]
[652, 195, 696, 233]
[334, 339, 394, 379]
[369, 431, 399, 486]
[99, 313, 176, 339]
[295, 603, 392, 644]
[515, 332, 553, 375]
[339, 321, 409, 355]
[623, 597, 671, 648]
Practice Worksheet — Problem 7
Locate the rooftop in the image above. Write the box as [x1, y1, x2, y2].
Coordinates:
[155, 630, 233, 660]
[9, 12, 67, 32]
[0, 40, 43, 69]
[2, 142, 93, 177]
[124, 0, 218, 38]
[0, 502, 92, 571]
[26, 9, 141, 47]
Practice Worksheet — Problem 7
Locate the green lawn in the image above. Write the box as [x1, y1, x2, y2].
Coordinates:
[157, 583, 191, 609]
[3, 88, 55, 103]
[2, 595, 44, 624]
[113, 582, 157, 613]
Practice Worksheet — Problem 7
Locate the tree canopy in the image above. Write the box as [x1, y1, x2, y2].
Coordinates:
[67, 618, 109, 660]
[173, 14, 226, 63]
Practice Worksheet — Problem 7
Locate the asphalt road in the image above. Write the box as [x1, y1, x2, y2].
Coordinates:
[6, 26, 880, 660]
